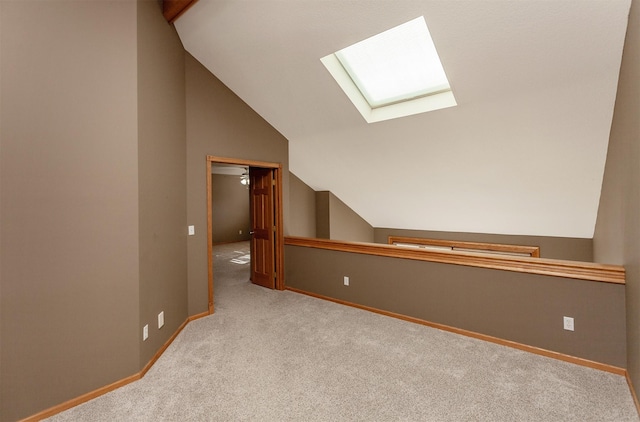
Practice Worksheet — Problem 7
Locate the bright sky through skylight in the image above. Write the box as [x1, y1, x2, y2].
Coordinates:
[335, 17, 450, 108]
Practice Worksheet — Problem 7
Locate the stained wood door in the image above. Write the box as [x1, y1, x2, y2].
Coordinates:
[249, 167, 275, 289]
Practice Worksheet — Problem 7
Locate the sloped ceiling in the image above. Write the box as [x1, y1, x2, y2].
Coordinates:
[175, 0, 631, 238]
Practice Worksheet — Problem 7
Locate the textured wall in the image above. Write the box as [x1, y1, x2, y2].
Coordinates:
[0, 3, 140, 420]
[315, 191, 374, 242]
[593, 0, 640, 399]
[137, 0, 188, 370]
[289, 173, 316, 238]
[328, 192, 374, 243]
[211, 174, 251, 243]
[186, 53, 289, 315]
[315, 191, 330, 239]
[286, 245, 627, 367]
[375, 228, 594, 262]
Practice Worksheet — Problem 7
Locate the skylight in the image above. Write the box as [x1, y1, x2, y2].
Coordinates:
[321, 16, 456, 123]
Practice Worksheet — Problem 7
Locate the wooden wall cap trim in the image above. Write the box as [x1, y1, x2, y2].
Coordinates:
[284, 236, 625, 284]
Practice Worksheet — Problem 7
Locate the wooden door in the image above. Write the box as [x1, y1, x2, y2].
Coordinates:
[249, 167, 275, 289]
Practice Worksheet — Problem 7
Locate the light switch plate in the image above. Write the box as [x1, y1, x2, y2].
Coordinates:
[158, 311, 164, 329]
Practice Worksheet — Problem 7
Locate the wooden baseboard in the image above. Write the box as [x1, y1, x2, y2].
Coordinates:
[188, 310, 211, 322]
[141, 321, 187, 376]
[285, 286, 626, 376]
[20, 372, 141, 422]
[140, 311, 210, 376]
[20, 311, 211, 422]
[21, 295, 633, 421]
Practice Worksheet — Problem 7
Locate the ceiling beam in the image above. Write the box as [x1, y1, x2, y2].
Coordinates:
[163, 0, 198, 24]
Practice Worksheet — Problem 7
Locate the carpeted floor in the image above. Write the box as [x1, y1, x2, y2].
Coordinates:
[45, 241, 639, 421]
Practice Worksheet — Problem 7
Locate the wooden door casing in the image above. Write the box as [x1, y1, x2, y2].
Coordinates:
[207, 155, 284, 315]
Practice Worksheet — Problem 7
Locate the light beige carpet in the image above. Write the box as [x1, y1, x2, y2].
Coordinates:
[45, 242, 639, 421]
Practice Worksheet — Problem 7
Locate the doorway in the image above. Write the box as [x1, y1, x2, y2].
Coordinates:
[206, 155, 285, 314]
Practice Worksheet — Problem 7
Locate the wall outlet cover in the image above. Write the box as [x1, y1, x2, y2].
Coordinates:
[563, 316, 574, 331]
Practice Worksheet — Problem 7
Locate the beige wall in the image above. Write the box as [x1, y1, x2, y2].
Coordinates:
[285, 245, 627, 367]
[316, 191, 330, 239]
[0, 2, 140, 420]
[0, 1, 4, 417]
[0, 2, 191, 419]
[375, 228, 594, 262]
[328, 192, 374, 243]
[0, 5, 291, 418]
[594, 0, 640, 398]
[186, 53, 289, 315]
[211, 174, 251, 243]
[315, 191, 374, 243]
[0, 0, 634, 418]
[290, 176, 585, 260]
[289, 173, 316, 238]
[0, 0, 3, 416]
[137, 0, 188, 369]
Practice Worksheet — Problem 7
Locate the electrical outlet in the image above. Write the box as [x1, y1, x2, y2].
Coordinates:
[563, 316, 574, 331]
[239, 230, 243, 235]
[158, 311, 165, 329]
[343, 276, 349, 286]
[188, 225, 195, 236]
[143, 324, 149, 341]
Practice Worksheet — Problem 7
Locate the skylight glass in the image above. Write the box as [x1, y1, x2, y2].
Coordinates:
[321, 16, 456, 123]
[335, 17, 451, 109]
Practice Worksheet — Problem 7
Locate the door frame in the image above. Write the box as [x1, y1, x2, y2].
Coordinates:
[206, 155, 285, 314]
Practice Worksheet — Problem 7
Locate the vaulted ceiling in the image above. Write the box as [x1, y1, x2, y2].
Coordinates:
[174, 0, 631, 238]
